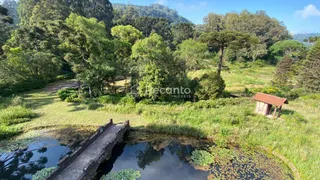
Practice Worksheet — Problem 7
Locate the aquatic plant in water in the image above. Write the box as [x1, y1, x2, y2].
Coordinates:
[101, 169, 141, 180]
[32, 167, 56, 180]
[191, 150, 214, 167]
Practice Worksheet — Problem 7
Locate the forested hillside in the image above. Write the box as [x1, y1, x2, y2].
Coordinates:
[113, 3, 190, 24]
[293, 33, 320, 42]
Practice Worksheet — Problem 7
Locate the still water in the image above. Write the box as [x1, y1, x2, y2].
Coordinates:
[0, 138, 70, 180]
[96, 141, 209, 180]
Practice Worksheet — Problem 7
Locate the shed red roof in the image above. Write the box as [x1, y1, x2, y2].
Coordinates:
[253, 93, 288, 107]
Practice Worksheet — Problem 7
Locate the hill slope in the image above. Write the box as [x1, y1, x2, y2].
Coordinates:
[113, 3, 191, 23]
[293, 33, 320, 42]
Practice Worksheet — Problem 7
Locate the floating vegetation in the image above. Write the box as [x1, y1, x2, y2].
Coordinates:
[32, 167, 56, 180]
[101, 169, 141, 180]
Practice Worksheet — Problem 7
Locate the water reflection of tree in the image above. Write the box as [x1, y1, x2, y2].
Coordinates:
[136, 143, 164, 169]
[167, 142, 194, 163]
[0, 147, 48, 180]
[136, 141, 195, 169]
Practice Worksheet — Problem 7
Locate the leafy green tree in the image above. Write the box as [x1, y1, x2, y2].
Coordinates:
[60, 13, 115, 97]
[67, 0, 114, 35]
[299, 40, 320, 92]
[29, 0, 69, 25]
[203, 13, 225, 32]
[131, 33, 184, 99]
[1, 22, 63, 81]
[17, 0, 38, 26]
[224, 10, 290, 46]
[111, 25, 143, 45]
[195, 71, 226, 100]
[174, 39, 211, 70]
[134, 17, 173, 45]
[113, 39, 132, 89]
[171, 23, 195, 45]
[113, 5, 139, 26]
[270, 40, 306, 62]
[0, 5, 13, 54]
[273, 56, 294, 86]
[200, 30, 257, 74]
[113, 3, 190, 24]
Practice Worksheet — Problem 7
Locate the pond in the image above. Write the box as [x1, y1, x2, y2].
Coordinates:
[0, 130, 293, 180]
[96, 131, 293, 180]
[0, 138, 70, 180]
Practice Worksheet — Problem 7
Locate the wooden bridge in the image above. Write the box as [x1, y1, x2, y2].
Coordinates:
[46, 120, 130, 180]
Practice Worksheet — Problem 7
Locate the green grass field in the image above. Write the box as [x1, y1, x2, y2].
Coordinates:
[1, 65, 319, 179]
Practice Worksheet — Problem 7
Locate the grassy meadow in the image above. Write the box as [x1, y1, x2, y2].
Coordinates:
[0, 64, 319, 179]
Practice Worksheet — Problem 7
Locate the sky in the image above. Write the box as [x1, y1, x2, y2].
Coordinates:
[110, 0, 320, 34]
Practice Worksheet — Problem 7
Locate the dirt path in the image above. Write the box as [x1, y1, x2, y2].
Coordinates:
[43, 79, 78, 93]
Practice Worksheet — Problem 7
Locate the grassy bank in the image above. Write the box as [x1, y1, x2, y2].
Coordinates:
[0, 65, 319, 179]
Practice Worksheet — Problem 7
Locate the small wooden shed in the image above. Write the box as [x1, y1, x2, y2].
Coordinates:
[253, 93, 288, 118]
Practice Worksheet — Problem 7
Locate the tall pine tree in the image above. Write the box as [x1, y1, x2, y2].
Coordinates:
[300, 40, 320, 92]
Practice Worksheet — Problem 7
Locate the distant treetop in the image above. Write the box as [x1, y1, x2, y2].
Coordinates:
[113, 3, 191, 24]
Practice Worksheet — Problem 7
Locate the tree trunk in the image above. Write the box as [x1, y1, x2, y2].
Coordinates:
[217, 46, 224, 75]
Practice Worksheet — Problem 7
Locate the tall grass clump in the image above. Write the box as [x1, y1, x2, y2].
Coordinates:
[191, 150, 214, 166]
[0, 125, 22, 139]
[0, 106, 36, 125]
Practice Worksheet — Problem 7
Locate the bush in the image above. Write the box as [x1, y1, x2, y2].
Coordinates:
[32, 167, 56, 180]
[101, 169, 141, 180]
[0, 125, 22, 140]
[0, 106, 36, 125]
[10, 96, 25, 106]
[119, 95, 136, 105]
[195, 71, 226, 100]
[0, 79, 48, 97]
[191, 150, 214, 166]
[88, 103, 103, 110]
[251, 59, 268, 67]
[98, 95, 122, 104]
[57, 88, 78, 101]
[65, 97, 81, 103]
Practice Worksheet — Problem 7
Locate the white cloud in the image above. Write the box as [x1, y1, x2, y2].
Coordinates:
[296, 4, 320, 18]
[155, 0, 167, 5]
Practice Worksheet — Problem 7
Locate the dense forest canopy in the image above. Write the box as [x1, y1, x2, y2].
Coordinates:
[0, 0, 319, 98]
[113, 3, 191, 24]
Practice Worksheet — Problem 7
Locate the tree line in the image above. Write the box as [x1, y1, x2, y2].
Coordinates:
[0, 1, 319, 100]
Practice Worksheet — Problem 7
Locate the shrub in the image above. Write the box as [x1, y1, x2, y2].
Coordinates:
[119, 95, 136, 105]
[10, 96, 25, 106]
[251, 59, 267, 67]
[191, 150, 214, 166]
[98, 95, 122, 104]
[101, 169, 141, 180]
[0, 125, 22, 140]
[88, 103, 103, 110]
[0, 106, 36, 125]
[32, 167, 56, 180]
[65, 97, 81, 103]
[0, 79, 48, 97]
[57, 88, 78, 101]
[195, 71, 226, 100]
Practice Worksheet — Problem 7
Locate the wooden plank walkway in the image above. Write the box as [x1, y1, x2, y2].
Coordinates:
[47, 120, 130, 180]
